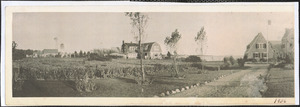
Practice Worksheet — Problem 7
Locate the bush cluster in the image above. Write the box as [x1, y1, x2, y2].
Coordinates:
[223, 56, 237, 68]
[184, 56, 202, 62]
[88, 53, 112, 61]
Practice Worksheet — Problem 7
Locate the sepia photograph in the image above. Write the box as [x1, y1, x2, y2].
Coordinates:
[3, 2, 298, 106]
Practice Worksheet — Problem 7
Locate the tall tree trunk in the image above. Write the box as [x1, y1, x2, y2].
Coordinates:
[173, 54, 178, 77]
[139, 40, 145, 82]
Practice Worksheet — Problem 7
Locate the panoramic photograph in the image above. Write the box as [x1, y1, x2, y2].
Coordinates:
[12, 12, 294, 97]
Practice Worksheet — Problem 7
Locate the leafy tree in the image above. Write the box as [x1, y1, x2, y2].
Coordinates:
[87, 51, 91, 58]
[223, 57, 230, 68]
[79, 50, 83, 57]
[83, 51, 87, 57]
[25, 49, 34, 56]
[164, 29, 182, 77]
[229, 56, 236, 65]
[12, 41, 18, 53]
[195, 27, 207, 55]
[125, 12, 149, 83]
[12, 41, 26, 60]
[237, 58, 245, 67]
[74, 51, 78, 58]
[194, 27, 207, 70]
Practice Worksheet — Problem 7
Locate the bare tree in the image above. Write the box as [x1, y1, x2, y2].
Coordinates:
[164, 29, 182, 77]
[195, 27, 207, 71]
[125, 12, 149, 83]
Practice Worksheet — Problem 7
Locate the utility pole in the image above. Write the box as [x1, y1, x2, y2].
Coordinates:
[267, 20, 271, 63]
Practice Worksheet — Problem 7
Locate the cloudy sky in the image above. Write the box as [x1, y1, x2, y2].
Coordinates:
[13, 12, 294, 56]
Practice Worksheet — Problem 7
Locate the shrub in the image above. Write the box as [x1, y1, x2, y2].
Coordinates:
[165, 51, 172, 59]
[191, 62, 202, 67]
[223, 57, 231, 66]
[260, 58, 267, 62]
[13, 80, 24, 91]
[88, 53, 112, 61]
[237, 58, 245, 67]
[229, 56, 236, 65]
[134, 77, 154, 85]
[75, 74, 97, 92]
[285, 54, 294, 64]
[273, 62, 286, 68]
[184, 55, 202, 62]
[268, 64, 274, 71]
[107, 55, 124, 59]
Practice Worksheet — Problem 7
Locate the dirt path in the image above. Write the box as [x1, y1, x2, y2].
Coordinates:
[169, 66, 268, 97]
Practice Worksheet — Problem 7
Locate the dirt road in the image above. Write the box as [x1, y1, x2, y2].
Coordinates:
[169, 65, 269, 97]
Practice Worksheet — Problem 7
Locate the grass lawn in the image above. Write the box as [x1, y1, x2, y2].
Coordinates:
[14, 66, 240, 97]
[13, 58, 242, 97]
[263, 68, 294, 97]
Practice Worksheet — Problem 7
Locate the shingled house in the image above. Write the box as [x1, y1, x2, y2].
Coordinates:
[244, 33, 276, 61]
[121, 41, 162, 59]
[281, 28, 294, 58]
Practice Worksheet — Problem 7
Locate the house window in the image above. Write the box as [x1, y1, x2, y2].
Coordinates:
[145, 53, 147, 56]
[282, 44, 285, 48]
[263, 53, 267, 57]
[256, 43, 265, 49]
[253, 53, 259, 58]
[263, 44, 267, 48]
[290, 43, 293, 47]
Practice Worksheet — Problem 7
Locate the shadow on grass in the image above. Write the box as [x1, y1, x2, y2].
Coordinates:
[115, 77, 137, 84]
[62, 80, 77, 91]
[152, 80, 186, 86]
[221, 66, 251, 70]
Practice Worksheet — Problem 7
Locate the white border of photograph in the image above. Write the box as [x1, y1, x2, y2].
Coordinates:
[1, 1, 299, 106]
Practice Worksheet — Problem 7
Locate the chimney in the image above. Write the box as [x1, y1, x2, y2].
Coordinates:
[122, 40, 124, 45]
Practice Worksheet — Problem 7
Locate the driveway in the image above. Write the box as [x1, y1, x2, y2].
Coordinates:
[168, 65, 269, 97]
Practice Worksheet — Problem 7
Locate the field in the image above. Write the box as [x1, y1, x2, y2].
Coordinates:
[13, 58, 243, 97]
[263, 67, 294, 97]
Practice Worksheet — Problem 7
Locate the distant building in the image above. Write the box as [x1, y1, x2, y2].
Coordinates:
[121, 41, 162, 59]
[269, 41, 284, 60]
[244, 33, 275, 61]
[32, 50, 43, 58]
[281, 28, 294, 58]
[41, 49, 59, 57]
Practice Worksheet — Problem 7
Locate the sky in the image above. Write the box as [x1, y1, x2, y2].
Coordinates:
[13, 12, 294, 56]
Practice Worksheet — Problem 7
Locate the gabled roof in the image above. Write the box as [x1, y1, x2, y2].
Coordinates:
[42, 49, 58, 54]
[124, 43, 139, 47]
[142, 42, 156, 52]
[245, 33, 266, 53]
[123, 42, 157, 52]
[282, 28, 294, 42]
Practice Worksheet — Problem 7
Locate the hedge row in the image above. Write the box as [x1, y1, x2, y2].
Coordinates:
[14, 63, 193, 81]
